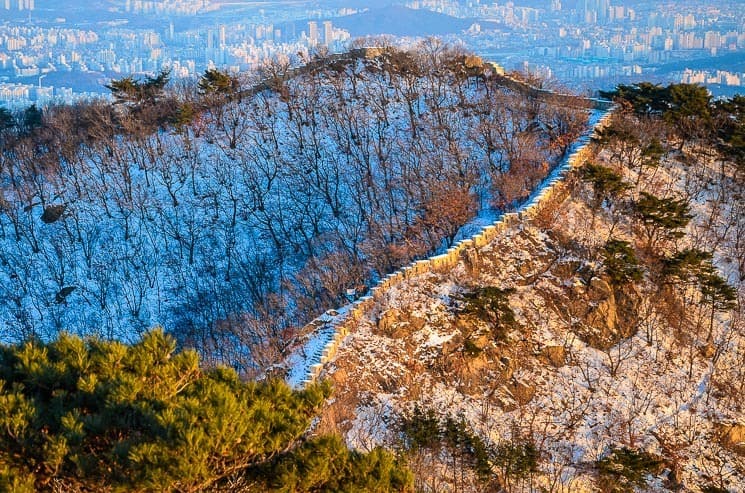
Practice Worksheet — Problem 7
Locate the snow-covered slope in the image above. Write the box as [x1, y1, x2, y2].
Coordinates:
[0, 46, 589, 375]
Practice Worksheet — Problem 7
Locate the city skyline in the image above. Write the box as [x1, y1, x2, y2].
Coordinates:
[1, 0, 743, 108]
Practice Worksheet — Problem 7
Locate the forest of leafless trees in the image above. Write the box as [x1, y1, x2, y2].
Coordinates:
[0, 42, 588, 373]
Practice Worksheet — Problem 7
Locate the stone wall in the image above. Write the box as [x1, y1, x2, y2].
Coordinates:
[292, 107, 616, 388]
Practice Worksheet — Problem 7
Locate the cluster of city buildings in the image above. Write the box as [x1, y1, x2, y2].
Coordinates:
[432, 0, 744, 92]
[3, 0, 34, 11]
[0, 10, 351, 109]
[123, 0, 211, 16]
[682, 69, 742, 88]
[0, 0, 742, 109]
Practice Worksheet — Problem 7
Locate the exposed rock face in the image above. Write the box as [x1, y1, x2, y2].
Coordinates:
[378, 309, 427, 339]
[553, 259, 582, 280]
[541, 346, 567, 367]
[615, 283, 641, 338]
[718, 424, 745, 455]
[569, 276, 640, 349]
[507, 378, 535, 405]
[455, 315, 490, 339]
[585, 278, 617, 338]
[459, 353, 491, 394]
[377, 309, 402, 334]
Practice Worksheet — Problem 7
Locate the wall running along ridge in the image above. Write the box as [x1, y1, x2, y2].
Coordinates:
[286, 97, 616, 389]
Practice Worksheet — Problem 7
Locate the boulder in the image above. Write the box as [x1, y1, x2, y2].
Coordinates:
[377, 309, 402, 334]
[41, 204, 67, 224]
[718, 424, 745, 455]
[542, 346, 567, 367]
[507, 378, 535, 405]
[496, 395, 518, 412]
[699, 343, 716, 359]
[464, 55, 484, 69]
[55, 286, 76, 304]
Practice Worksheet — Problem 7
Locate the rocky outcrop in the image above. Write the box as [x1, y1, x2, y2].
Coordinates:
[568, 275, 640, 349]
[541, 346, 567, 367]
[718, 424, 745, 456]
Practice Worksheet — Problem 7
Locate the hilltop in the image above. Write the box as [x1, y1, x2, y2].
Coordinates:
[0, 44, 588, 376]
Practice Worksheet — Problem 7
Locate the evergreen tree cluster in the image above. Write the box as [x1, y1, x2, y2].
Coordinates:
[602, 82, 745, 163]
[400, 406, 537, 490]
[595, 447, 662, 493]
[0, 330, 411, 492]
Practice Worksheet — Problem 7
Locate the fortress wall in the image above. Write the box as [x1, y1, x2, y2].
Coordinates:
[291, 105, 615, 388]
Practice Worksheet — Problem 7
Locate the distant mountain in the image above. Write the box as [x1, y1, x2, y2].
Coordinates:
[331, 6, 473, 37]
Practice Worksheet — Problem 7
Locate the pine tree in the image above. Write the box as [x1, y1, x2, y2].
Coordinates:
[455, 287, 517, 341]
[0, 329, 412, 492]
[632, 192, 691, 251]
[581, 162, 630, 216]
[198, 68, 239, 96]
[602, 239, 643, 286]
[596, 447, 662, 493]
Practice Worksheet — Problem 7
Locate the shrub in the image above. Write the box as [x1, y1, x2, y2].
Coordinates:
[602, 239, 643, 285]
[596, 447, 662, 493]
[455, 287, 517, 341]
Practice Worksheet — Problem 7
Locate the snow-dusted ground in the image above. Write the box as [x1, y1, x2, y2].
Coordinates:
[315, 121, 745, 492]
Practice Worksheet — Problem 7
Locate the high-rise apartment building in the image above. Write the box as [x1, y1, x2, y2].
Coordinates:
[308, 21, 318, 46]
[323, 21, 333, 46]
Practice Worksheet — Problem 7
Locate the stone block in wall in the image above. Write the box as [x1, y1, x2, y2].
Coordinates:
[473, 233, 487, 248]
[503, 213, 519, 225]
[482, 225, 497, 242]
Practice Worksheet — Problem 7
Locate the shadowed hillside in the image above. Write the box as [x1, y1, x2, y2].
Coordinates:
[0, 43, 589, 377]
